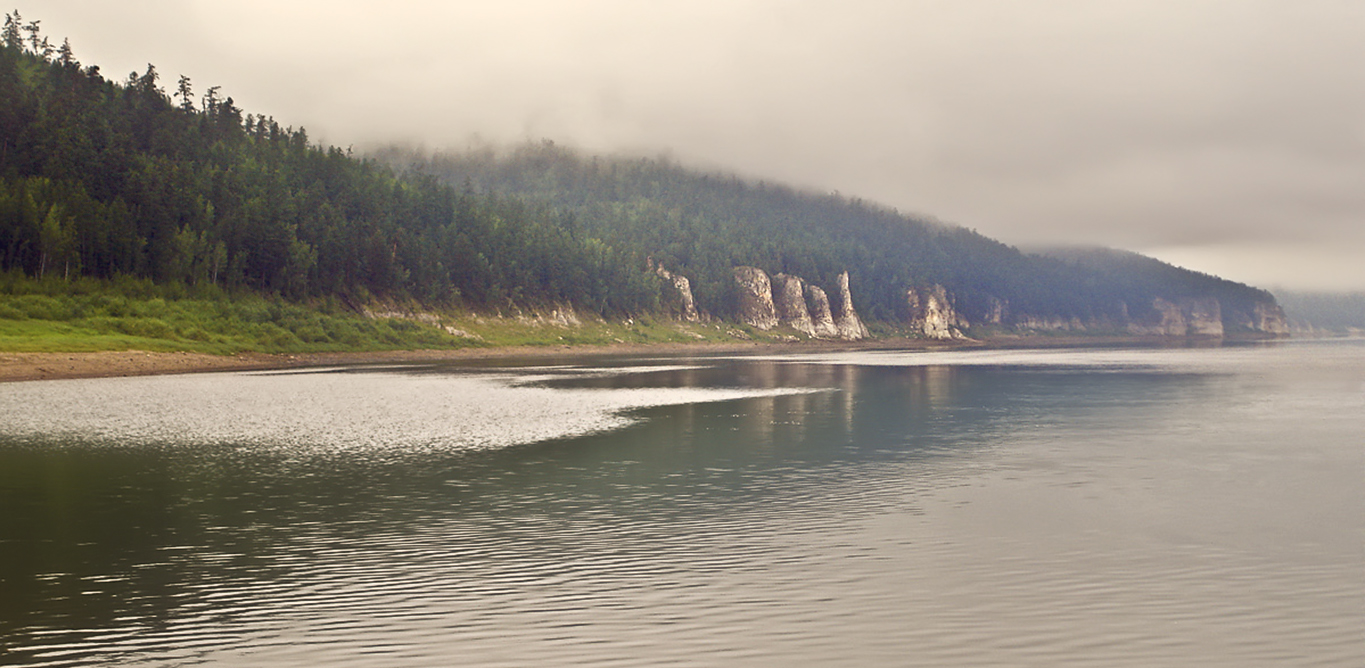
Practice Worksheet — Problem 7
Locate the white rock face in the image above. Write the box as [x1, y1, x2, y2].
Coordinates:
[1253, 302, 1290, 336]
[655, 264, 699, 322]
[905, 284, 966, 339]
[805, 285, 840, 338]
[733, 266, 778, 330]
[832, 272, 870, 340]
[1128, 298, 1187, 336]
[772, 273, 815, 335]
[1183, 297, 1224, 337]
[982, 296, 1007, 325]
[1127, 297, 1224, 337]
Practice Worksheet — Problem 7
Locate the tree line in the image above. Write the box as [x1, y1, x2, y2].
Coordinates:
[1, 12, 1276, 328]
[384, 141, 1277, 326]
[0, 14, 657, 314]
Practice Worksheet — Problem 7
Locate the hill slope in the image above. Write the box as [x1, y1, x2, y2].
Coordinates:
[382, 142, 1287, 337]
[1, 14, 1286, 345]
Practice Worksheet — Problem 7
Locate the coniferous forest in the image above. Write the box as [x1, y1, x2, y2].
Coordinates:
[0, 13, 1285, 351]
[0, 15, 657, 316]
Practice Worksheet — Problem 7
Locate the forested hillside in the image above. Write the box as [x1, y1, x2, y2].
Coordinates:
[1, 12, 1286, 343]
[0, 15, 656, 315]
[384, 142, 1281, 332]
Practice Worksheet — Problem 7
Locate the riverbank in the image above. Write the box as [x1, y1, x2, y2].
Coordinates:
[0, 334, 1244, 382]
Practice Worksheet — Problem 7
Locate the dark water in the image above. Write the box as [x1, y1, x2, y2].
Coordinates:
[1, 341, 1362, 666]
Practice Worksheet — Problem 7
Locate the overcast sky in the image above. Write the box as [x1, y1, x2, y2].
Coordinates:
[32, 1, 1365, 292]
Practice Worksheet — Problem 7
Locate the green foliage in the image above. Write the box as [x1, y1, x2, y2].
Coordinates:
[389, 141, 1275, 327]
[0, 22, 658, 317]
[0, 272, 472, 353]
[0, 14, 1279, 343]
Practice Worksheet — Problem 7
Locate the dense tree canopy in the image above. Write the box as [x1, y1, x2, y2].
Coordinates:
[0, 20, 657, 314]
[385, 142, 1276, 326]
[1, 14, 1276, 331]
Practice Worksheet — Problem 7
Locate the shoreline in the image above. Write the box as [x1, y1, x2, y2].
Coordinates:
[0, 334, 1264, 383]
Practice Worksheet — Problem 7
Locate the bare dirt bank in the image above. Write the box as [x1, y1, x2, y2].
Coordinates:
[0, 335, 1223, 383]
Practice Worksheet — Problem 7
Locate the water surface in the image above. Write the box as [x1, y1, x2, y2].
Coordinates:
[2, 340, 1362, 666]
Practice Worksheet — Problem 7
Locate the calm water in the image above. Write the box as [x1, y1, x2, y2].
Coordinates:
[1, 340, 1362, 666]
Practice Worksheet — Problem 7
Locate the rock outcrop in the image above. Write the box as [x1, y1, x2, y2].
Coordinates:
[982, 296, 1008, 326]
[655, 263, 699, 322]
[1252, 301, 1290, 336]
[731, 267, 866, 339]
[905, 284, 967, 339]
[1183, 297, 1224, 337]
[772, 273, 815, 335]
[805, 285, 840, 338]
[832, 272, 870, 340]
[733, 266, 779, 330]
[1128, 298, 1188, 336]
[1128, 297, 1224, 337]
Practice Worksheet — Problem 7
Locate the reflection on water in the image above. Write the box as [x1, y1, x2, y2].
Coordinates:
[1, 342, 1362, 666]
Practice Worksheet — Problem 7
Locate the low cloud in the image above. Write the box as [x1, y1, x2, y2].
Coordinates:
[35, 0, 1365, 290]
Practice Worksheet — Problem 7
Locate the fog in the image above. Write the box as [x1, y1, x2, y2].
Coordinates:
[32, 1, 1365, 291]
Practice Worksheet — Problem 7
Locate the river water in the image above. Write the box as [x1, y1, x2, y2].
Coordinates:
[1, 340, 1362, 666]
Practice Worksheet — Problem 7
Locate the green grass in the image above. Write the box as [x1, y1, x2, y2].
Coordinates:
[0, 273, 800, 354]
[0, 273, 477, 354]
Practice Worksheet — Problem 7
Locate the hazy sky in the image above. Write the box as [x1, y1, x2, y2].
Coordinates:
[32, 1, 1365, 291]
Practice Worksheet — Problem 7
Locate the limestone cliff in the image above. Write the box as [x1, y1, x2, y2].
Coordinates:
[905, 285, 967, 339]
[1252, 301, 1290, 336]
[654, 264, 699, 322]
[982, 296, 1007, 326]
[772, 273, 815, 335]
[1127, 298, 1187, 336]
[733, 266, 778, 330]
[805, 285, 840, 338]
[1182, 297, 1224, 337]
[1127, 297, 1224, 337]
[832, 272, 870, 340]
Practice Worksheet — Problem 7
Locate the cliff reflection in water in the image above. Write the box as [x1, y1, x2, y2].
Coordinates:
[4, 345, 1360, 667]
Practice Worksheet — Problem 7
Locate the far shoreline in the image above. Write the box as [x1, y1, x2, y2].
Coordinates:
[0, 334, 1280, 383]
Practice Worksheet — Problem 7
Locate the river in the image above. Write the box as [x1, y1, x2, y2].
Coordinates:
[1, 340, 1362, 666]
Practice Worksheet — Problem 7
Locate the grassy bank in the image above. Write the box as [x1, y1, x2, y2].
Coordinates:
[0, 273, 785, 354]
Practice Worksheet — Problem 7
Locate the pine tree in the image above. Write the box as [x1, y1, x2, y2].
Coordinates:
[175, 74, 194, 112]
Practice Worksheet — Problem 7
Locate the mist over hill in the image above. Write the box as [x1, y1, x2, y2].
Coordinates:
[380, 142, 1286, 336]
[1, 14, 1287, 341]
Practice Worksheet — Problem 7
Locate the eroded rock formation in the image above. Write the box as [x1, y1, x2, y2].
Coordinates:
[805, 285, 840, 338]
[905, 284, 967, 339]
[1252, 301, 1290, 336]
[1127, 297, 1223, 337]
[772, 273, 815, 335]
[1183, 297, 1224, 337]
[655, 264, 699, 322]
[733, 266, 779, 330]
[833, 272, 870, 340]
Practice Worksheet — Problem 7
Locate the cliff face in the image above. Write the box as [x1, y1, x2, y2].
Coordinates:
[905, 285, 967, 339]
[1253, 302, 1290, 336]
[655, 264, 699, 322]
[833, 272, 870, 340]
[772, 273, 815, 336]
[1127, 297, 1224, 337]
[733, 266, 779, 330]
[730, 267, 866, 339]
[805, 285, 840, 338]
[1183, 297, 1224, 337]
